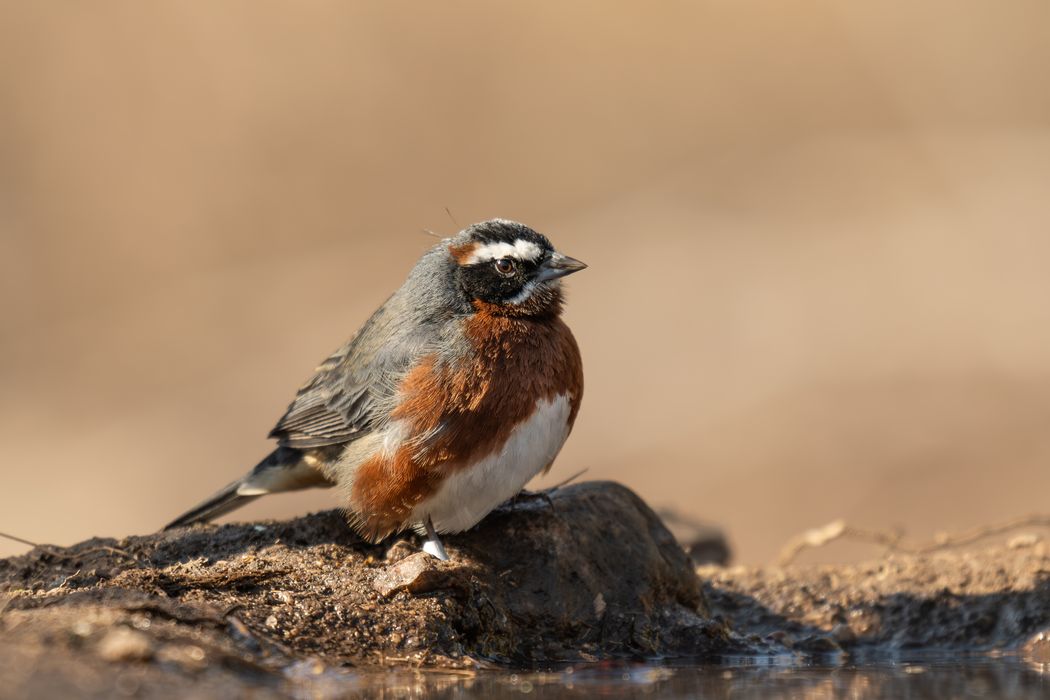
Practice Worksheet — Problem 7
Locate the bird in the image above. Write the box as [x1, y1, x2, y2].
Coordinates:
[165, 219, 586, 560]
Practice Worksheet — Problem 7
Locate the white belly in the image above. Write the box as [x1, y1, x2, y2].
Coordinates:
[411, 394, 572, 533]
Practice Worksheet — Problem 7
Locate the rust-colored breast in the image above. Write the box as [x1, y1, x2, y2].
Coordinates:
[349, 301, 583, 540]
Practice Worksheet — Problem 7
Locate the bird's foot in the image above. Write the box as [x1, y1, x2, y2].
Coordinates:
[510, 488, 555, 509]
[422, 515, 449, 561]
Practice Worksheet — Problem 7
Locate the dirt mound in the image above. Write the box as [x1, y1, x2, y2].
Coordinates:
[5, 480, 1050, 698]
[0, 481, 732, 698]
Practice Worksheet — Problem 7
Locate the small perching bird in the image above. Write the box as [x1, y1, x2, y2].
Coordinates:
[165, 220, 586, 560]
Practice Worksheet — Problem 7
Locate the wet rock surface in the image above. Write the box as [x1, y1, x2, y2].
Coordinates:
[0, 481, 732, 698]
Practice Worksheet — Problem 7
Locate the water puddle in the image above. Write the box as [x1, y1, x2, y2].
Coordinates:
[283, 654, 1050, 699]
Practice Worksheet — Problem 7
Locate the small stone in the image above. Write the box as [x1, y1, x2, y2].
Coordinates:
[270, 590, 294, 605]
[97, 628, 154, 662]
[385, 540, 417, 563]
[265, 615, 279, 629]
[72, 621, 94, 638]
[831, 623, 855, 644]
[593, 593, 606, 618]
[156, 643, 208, 671]
[671, 519, 732, 566]
[794, 635, 842, 654]
[372, 552, 456, 597]
[1008, 533, 1041, 549]
[1024, 630, 1050, 667]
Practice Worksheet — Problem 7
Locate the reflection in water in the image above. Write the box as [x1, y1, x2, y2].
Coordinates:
[284, 658, 1049, 699]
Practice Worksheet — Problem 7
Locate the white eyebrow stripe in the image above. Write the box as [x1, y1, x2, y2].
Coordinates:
[464, 239, 542, 264]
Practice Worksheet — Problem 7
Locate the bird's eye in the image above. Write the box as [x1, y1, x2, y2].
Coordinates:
[494, 258, 516, 275]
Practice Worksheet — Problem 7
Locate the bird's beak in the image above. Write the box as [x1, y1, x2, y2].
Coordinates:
[537, 252, 588, 283]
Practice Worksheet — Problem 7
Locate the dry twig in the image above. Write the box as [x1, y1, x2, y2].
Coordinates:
[0, 530, 137, 562]
[778, 514, 1050, 566]
[547, 468, 590, 492]
[0, 531, 39, 549]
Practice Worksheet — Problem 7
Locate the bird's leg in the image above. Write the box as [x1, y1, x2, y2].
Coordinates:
[422, 515, 449, 561]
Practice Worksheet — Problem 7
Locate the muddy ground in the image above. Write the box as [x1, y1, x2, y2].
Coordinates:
[2, 481, 1049, 698]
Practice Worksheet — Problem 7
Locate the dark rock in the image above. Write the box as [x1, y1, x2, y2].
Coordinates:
[792, 634, 842, 654]
[658, 509, 733, 566]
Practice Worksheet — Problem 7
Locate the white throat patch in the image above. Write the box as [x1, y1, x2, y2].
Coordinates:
[465, 238, 542, 265]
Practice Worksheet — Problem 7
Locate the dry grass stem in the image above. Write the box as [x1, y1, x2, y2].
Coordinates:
[778, 514, 1050, 565]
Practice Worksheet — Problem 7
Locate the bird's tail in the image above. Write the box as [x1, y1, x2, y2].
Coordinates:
[163, 446, 333, 531]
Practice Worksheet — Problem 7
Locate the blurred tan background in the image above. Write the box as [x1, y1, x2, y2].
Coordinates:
[2, 1, 1049, 563]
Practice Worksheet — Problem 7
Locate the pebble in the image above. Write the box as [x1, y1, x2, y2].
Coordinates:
[72, 621, 94, 638]
[1008, 533, 1042, 549]
[385, 541, 418, 563]
[270, 590, 294, 605]
[831, 623, 856, 643]
[593, 593, 607, 618]
[97, 628, 154, 662]
[1023, 630, 1050, 667]
[156, 643, 208, 671]
[794, 635, 842, 653]
[372, 552, 454, 597]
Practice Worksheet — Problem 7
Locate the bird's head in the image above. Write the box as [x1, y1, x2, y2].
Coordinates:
[448, 219, 586, 316]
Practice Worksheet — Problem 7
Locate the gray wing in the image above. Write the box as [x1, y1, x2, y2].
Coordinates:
[268, 294, 440, 449]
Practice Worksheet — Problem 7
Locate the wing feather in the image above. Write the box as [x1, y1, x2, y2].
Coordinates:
[268, 294, 438, 448]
